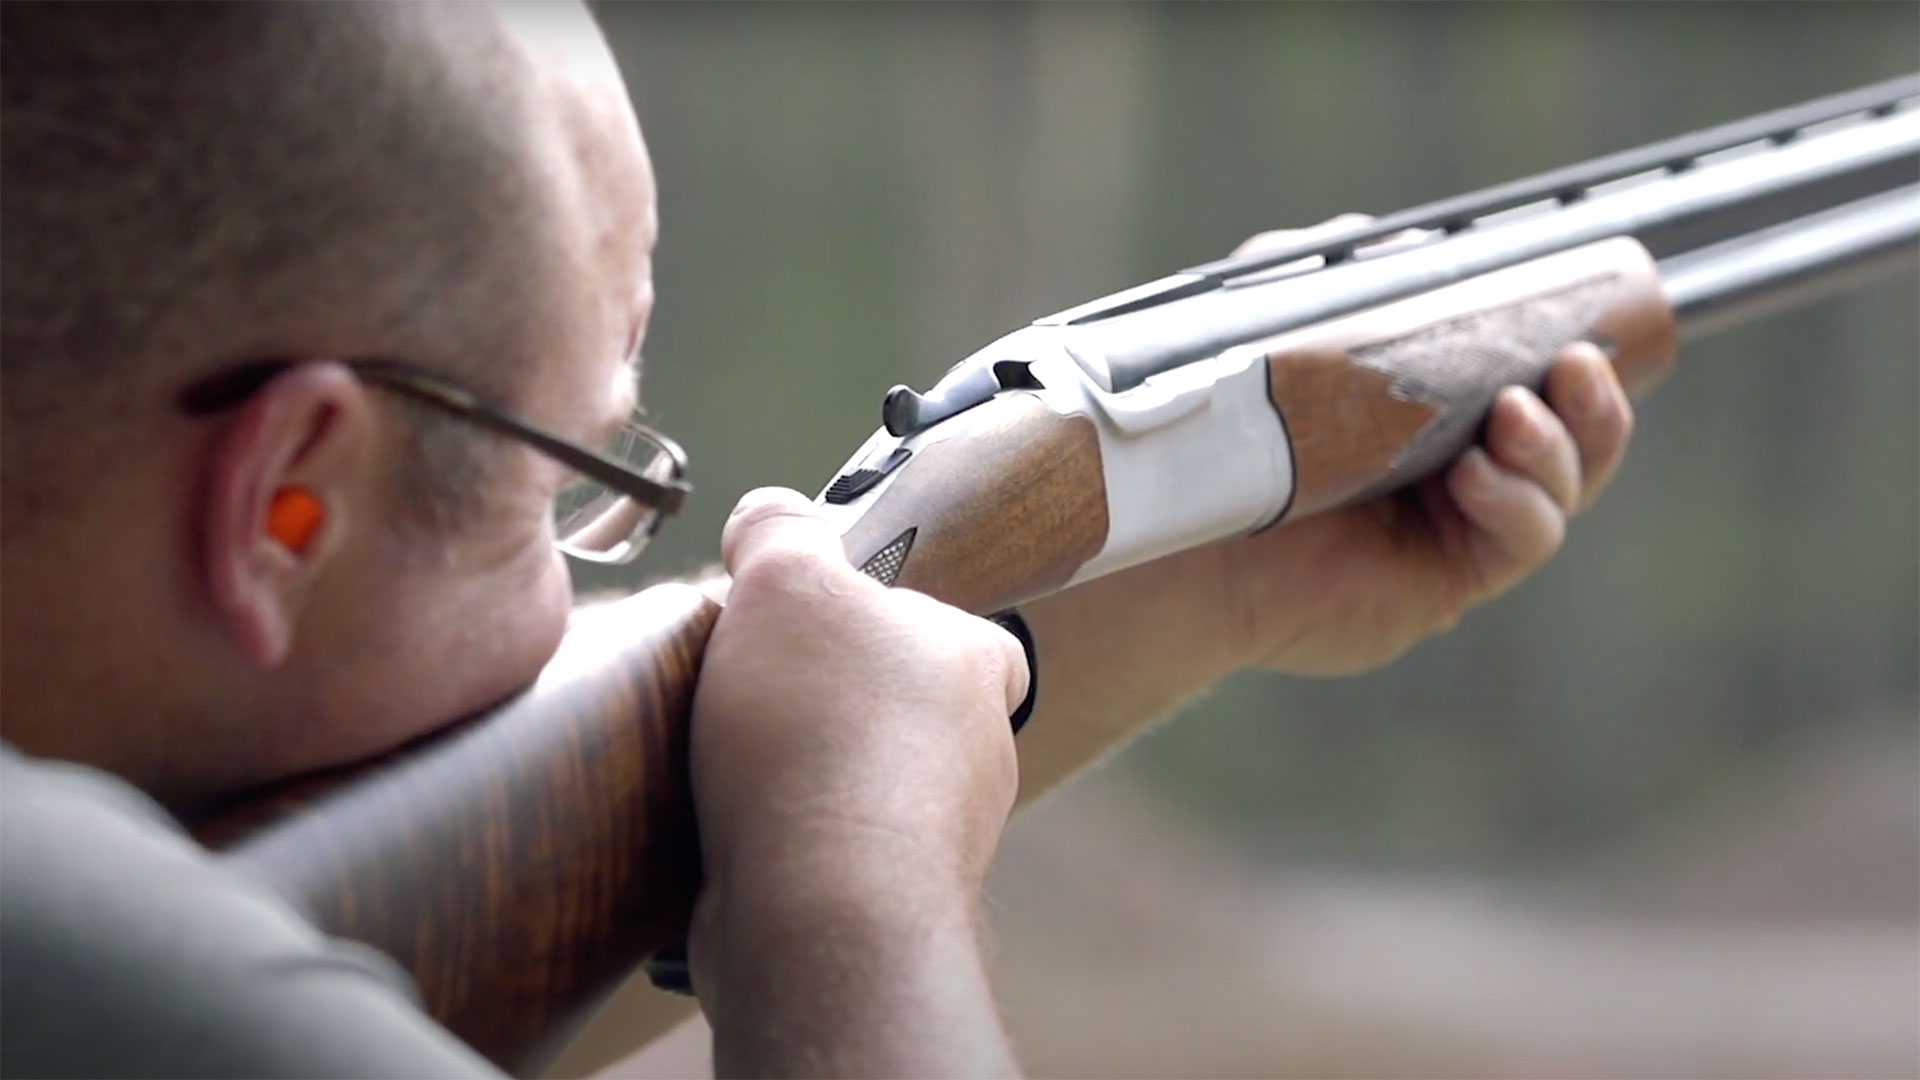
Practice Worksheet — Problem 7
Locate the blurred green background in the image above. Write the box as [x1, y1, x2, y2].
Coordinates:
[577, 2, 1916, 1075]
[588, 0, 1915, 872]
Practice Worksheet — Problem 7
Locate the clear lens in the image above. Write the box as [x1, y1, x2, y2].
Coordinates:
[553, 427, 678, 563]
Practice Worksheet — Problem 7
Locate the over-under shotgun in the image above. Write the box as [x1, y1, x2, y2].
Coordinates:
[200, 77, 1920, 1074]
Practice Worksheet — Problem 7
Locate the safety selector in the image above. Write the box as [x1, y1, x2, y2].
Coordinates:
[822, 446, 912, 505]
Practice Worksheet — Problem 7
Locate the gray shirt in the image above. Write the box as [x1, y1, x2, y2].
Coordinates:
[1, 746, 500, 1078]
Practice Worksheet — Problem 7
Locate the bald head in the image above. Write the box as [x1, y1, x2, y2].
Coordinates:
[1, 0, 654, 525]
[1, 1, 659, 798]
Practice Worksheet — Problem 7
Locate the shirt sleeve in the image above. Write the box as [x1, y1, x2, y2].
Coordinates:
[0, 747, 506, 1080]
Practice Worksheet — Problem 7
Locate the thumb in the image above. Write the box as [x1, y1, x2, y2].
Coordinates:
[720, 487, 851, 576]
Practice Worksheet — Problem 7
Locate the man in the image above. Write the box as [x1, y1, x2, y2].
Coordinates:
[0, 3, 1633, 1077]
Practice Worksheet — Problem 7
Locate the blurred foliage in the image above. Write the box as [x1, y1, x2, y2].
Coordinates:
[585, 1, 1917, 872]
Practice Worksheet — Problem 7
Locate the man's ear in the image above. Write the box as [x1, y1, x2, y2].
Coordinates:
[201, 361, 376, 669]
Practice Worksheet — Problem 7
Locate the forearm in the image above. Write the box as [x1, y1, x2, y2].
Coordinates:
[1015, 539, 1250, 803]
[693, 854, 1018, 1079]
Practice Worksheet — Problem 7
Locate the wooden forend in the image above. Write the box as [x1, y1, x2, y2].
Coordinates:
[1265, 237, 1677, 519]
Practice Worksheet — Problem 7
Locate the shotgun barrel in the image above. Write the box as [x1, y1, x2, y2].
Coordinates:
[1053, 76, 1920, 391]
[1662, 185, 1920, 337]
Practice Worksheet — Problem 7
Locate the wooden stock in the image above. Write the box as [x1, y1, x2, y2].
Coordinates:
[201, 585, 718, 1073]
[1266, 237, 1677, 518]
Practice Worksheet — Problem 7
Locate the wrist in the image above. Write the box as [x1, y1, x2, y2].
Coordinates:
[693, 838, 981, 963]
[691, 839, 981, 995]
[699, 795, 999, 906]
[690, 853, 1006, 1075]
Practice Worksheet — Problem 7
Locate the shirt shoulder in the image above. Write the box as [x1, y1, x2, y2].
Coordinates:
[0, 746, 501, 1079]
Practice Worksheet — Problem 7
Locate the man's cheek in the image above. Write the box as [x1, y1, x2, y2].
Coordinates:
[507, 552, 574, 686]
[442, 549, 573, 714]
[285, 544, 572, 775]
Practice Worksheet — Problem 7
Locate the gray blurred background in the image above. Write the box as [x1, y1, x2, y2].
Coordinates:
[578, 2, 1918, 1076]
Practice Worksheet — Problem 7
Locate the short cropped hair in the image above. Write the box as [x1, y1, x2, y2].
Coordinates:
[2, 2, 569, 537]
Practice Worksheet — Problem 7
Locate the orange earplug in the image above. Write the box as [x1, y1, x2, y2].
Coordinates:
[266, 488, 325, 554]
